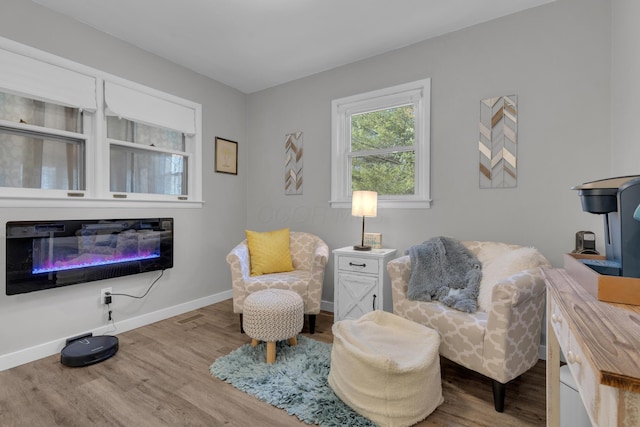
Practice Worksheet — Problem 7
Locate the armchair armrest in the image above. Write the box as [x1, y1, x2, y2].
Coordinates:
[226, 241, 251, 313]
[310, 240, 329, 274]
[388, 255, 412, 312]
[305, 239, 329, 314]
[491, 267, 547, 308]
[483, 267, 548, 382]
[226, 241, 251, 280]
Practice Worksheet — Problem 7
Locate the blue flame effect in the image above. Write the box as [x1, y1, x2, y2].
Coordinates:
[33, 253, 160, 274]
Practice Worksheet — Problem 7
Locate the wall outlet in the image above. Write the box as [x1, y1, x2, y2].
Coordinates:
[100, 287, 112, 305]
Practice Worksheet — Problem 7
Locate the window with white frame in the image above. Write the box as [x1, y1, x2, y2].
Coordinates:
[0, 38, 202, 206]
[107, 117, 187, 196]
[103, 81, 198, 201]
[0, 92, 86, 192]
[0, 46, 96, 199]
[330, 79, 431, 208]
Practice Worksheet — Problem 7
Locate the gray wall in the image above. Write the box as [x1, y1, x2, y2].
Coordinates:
[612, 0, 640, 174]
[247, 0, 610, 306]
[0, 0, 247, 361]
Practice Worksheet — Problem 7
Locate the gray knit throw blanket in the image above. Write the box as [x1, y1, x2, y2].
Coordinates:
[406, 236, 482, 313]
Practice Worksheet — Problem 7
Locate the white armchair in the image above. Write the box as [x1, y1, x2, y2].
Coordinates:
[226, 231, 329, 334]
[387, 240, 550, 412]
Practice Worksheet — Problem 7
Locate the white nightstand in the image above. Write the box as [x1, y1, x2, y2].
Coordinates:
[333, 246, 397, 322]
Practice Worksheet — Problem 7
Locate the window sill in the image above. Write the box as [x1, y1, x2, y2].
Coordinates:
[0, 196, 204, 209]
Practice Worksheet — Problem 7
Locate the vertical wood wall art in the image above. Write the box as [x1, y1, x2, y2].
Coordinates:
[479, 95, 517, 188]
[285, 131, 303, 195]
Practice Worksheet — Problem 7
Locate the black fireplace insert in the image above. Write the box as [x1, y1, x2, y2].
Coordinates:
[6, 218, 173, 295]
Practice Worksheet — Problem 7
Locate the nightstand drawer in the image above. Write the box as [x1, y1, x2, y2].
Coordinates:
[338, 256, 379, 274]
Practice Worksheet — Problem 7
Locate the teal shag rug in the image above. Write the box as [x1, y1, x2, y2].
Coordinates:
[209, 335, 375, 426]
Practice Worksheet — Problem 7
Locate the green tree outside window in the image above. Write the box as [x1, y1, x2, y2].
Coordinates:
[350, 105, 415, 195]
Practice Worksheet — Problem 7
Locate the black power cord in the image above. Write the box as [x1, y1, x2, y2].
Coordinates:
[108, 269, 165, 300]
[104, 301, 116, 333]
[103, 269, 165, 329]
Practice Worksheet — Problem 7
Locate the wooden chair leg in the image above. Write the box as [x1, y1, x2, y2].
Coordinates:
[309, 314, 316, 334]
[492, 379, 506, 412]
[239, 313, 244, 333]
[266, 342, 276, 364]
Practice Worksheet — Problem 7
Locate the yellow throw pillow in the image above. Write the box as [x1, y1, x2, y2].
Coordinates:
[245, 228, 294, 276]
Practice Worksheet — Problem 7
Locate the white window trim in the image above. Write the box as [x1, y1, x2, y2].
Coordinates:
[330, 78, 431, 209]
[0, 36, 203, 208]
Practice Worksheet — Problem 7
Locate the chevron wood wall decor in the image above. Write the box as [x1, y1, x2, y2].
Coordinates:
[479, 95, 517, 188]
[284, 131, 303, 195]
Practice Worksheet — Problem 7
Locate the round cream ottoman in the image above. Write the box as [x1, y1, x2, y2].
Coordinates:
[328, 310, 443, 427]
[242, 289, 304, 364]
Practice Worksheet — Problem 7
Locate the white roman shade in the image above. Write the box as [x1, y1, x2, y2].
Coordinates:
[104, 81, 196, 135]
[0, 48, 97, 111]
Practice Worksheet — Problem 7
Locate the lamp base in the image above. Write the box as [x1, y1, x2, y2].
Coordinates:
[353, 245, 372, 251]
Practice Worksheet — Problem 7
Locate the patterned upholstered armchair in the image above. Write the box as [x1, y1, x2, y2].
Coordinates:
[226, 231, 329, 334]
[387, 241, 550, 412]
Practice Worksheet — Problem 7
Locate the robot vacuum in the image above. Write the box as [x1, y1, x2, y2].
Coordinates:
[60, 333, 119, 367]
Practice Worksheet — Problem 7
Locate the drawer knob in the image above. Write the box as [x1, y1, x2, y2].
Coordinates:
[349, 262, 366, 268]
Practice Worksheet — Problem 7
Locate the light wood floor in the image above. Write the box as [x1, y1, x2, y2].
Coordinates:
[0, 299, 545, 426]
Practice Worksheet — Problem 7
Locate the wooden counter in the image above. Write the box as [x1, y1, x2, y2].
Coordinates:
[543, 267, 640, 426]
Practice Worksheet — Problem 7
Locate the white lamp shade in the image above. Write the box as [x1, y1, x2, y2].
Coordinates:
[352, 191, 378, 217]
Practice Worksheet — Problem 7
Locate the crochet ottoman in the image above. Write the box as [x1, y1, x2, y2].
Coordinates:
[242, 289, 304, 364]
[328, 310, 443, 427]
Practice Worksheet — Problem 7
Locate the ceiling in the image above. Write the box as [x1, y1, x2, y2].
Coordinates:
[32, 0, 554, 94]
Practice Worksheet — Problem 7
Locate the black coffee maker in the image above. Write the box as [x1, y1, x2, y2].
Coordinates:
[572, 175, 640, 278]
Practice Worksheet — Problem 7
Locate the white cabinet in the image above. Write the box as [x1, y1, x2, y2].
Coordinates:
[333, 247, 397, 322]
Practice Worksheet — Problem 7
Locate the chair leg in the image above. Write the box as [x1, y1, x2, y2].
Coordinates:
[266, 342, 276, 364]
[492, 379, 506, 412]
[308, 314, 316, 334]
[239, 313, 244, 333]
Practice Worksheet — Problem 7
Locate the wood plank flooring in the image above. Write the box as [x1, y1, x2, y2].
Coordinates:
[0, 299, 545, 426]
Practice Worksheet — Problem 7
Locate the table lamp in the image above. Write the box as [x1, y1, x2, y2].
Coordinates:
[352, 190, 377, 251]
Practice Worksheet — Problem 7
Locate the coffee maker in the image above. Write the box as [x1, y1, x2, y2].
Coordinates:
[572, 175, 640, 278]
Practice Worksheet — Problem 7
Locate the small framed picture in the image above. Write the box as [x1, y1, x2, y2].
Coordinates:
[363, 233, 382, 249]
[215, 137, 238, 175]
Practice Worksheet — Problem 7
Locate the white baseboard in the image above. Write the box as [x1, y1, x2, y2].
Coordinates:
[321, 299, 334, 313]
[0, 290, 233, 372]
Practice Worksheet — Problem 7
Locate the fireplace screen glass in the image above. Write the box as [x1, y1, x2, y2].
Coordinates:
[6, 218, 173, 295]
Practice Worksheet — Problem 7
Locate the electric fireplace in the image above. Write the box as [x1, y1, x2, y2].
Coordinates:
[6, 218, 173, 295]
